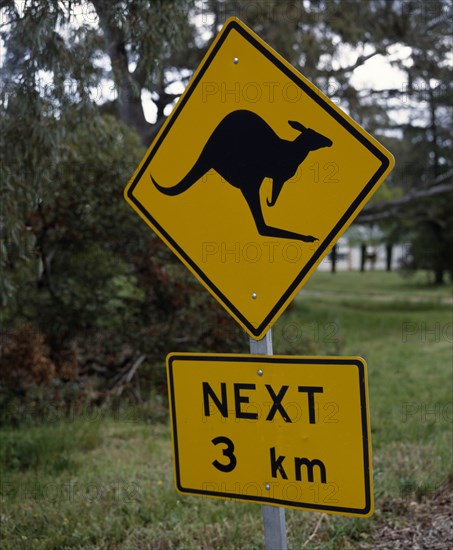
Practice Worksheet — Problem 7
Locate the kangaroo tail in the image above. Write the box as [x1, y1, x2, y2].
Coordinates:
[151, 159, 206, 196]
[151, 174, 194, 195]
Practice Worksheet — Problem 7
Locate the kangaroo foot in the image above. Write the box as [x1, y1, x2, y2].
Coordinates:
[257, 224, 318, 242]
[299, 235, 318, 243]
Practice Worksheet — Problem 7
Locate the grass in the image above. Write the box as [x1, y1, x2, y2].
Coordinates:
[1, 270, 452, 549]
[0, 421, 102, 472]
[300, 269, 452, 301]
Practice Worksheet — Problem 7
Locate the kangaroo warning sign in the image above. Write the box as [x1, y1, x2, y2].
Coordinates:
[124, 17, 394, 339]
[166, 354, 373, 517]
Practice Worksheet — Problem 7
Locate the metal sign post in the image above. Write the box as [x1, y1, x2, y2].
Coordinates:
[249, 330, 288, 550]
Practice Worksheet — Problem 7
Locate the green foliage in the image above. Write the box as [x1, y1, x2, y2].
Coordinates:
[2, 112, 140, 326]
[1, 109, 247, 410]
[1, 107, 246, 413]
[401, 199, 453, 283]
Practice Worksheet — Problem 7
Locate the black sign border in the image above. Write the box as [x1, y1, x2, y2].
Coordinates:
[167, 354, 373, 516]
[126, 19, 392, 338]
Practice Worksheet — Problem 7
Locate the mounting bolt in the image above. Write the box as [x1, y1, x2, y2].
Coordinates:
[233, 57, 239, 64]
[265, 483, 271, 491]
[257, 369, 263, 376]
[252, 293, 257, 299]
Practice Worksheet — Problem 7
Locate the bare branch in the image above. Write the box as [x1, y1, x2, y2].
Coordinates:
[318, 49, 386, 78]
[357, 178, 453, 224]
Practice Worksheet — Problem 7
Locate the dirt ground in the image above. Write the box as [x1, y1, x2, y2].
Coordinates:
[366, 484, 453, 549]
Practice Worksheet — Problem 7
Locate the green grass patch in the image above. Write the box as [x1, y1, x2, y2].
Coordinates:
[301, 269, 452, 301]
[1, 271, 452, 548]
[0, 420, 102, 473]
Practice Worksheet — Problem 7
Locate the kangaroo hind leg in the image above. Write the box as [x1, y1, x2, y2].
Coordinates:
[242, 189, 318, 243]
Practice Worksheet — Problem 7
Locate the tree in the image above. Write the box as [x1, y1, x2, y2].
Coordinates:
[0, 1, 246, 405]
[90, 0, 202, 145]
[356, 0, 452, 282]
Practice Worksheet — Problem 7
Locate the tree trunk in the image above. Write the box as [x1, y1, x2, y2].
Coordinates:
[386, 244, 393, 272]
[430, 220, 445, 285]
[360, 244, 367, 272]
[434, 267, 444, 285]
[331, 244, 337, 274]
[92, 0, 155, 147]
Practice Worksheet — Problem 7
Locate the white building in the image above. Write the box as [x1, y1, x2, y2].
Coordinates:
[317, 241, 409, 272]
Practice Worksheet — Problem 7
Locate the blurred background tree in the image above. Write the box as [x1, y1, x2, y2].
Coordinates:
[1, 0, 451, 413]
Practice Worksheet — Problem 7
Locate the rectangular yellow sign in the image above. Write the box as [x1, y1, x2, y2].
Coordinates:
[166, 354, 373, 517]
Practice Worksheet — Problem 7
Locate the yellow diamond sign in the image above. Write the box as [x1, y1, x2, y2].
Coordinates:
[166, 354, 373, 517]
[124, 18, 394, 339]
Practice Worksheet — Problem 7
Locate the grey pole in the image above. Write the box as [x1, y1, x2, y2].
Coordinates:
[249, 331, 288, 550]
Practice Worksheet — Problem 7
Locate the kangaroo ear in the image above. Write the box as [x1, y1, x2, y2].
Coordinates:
[288, 120, 306, 132]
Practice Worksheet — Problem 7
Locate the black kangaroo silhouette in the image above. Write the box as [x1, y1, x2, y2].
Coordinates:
[151, 109, 333, 242]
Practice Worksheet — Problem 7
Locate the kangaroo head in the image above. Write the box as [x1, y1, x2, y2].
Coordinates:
[288, 120, 333, 151]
